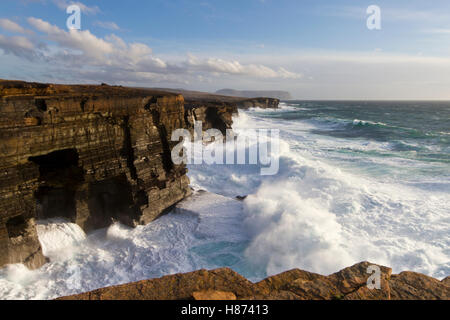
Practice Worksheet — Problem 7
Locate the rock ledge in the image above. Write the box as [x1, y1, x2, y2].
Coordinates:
[59, 262, 449, 300]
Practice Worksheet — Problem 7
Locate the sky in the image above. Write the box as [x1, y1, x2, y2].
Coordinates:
[1, 0, 450, 99]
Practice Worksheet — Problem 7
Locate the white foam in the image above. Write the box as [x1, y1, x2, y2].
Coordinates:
[36, 218, 86, 257]
[0, 192, 248, 300]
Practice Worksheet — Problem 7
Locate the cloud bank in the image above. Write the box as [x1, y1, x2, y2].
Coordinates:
[0, 17, 301, 87]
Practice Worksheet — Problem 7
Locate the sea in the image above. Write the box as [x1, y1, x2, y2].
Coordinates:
[0, 101, 449, 299]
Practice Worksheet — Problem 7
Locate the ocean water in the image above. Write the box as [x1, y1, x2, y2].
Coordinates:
[0, 101, 449, 299]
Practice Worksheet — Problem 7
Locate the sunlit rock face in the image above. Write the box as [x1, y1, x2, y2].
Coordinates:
[58, 262, 450, 300]
[0, 81, 193, 269]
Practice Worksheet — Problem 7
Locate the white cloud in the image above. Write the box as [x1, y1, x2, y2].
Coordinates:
[185, 54, 301, 79]
[2, 17, 299, 86]
[0, 35, 37, 59]
[5, 16, 450, 99]
[0, 19, 33, 34]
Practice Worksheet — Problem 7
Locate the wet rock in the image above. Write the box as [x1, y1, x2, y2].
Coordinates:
[389, 271, 450, 300]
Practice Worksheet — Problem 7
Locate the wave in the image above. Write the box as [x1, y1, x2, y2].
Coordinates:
[189, 110, 450, 278]
[352, 118, 389, 127]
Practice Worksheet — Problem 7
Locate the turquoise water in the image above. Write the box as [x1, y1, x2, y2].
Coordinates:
[255, 101, 450, 186]
[273, 101, 449, 162]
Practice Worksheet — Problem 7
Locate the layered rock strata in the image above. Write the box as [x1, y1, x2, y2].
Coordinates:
[58, 262, 449, 300]
[235, 97, 280, 109]
[0, 81, 193, 269]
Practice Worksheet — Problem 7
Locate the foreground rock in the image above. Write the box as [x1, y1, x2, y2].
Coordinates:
[59, 262, 449, 300]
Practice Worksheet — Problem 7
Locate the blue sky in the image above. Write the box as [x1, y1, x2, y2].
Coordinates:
[1, 0, 450, 99]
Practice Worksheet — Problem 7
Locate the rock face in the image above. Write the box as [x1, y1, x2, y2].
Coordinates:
[0, 81, 195, 269]
[184, 99, 237, 135]
[152, 88, 280, 130]
[58, 262, 450, 300]
[236, 97, 280, 109]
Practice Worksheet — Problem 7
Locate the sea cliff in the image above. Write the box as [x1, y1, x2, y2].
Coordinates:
[0, 80, 278, 269]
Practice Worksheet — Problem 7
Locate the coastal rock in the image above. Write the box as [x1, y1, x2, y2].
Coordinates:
[58, 268, 260, 300]
[442, 276, 450, 286]
[0, 81, 195, 268]
[58, 262, 449, 300]
[156, 88, 279, 135]
[389, 271, 450, 300]
[236, 98, 280, 109]
[184, 102, 236, 135]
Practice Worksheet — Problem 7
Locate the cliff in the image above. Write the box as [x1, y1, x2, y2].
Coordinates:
[0, 81, 279, 270]
[151, 88, 281, 113]
[0, 81, 197, 269]
[58, 261, 450, 300]
[235, 97, 280, 109]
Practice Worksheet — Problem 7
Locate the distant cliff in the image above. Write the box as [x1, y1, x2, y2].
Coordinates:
[150, 88, 281, 110]
[216, 89, 292, 100]
[59, 261, 450, 300]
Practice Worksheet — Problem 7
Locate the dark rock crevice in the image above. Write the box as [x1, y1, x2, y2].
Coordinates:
[121, 116, 138, 181]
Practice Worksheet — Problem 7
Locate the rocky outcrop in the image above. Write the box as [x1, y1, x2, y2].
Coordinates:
[183, 94, 279, 135]
[150, 88, 280, 133]
[0, 81, 193, 269]
[184, 100, 237, 135]
[236, 97, 280, 109]
[58, 262, 449, 300]
[216, 89, 292, 100]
